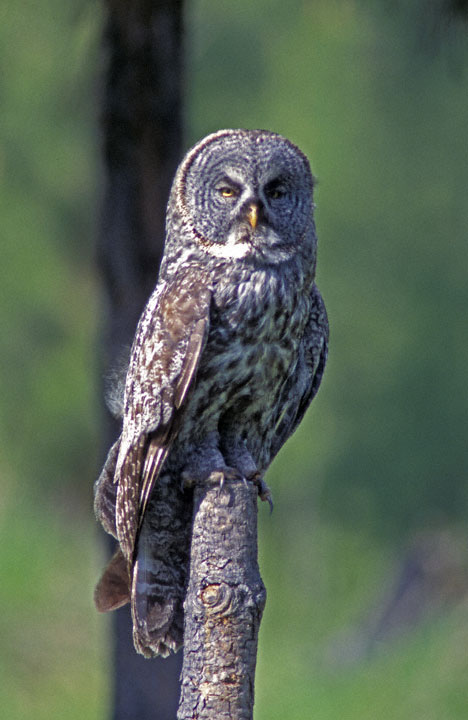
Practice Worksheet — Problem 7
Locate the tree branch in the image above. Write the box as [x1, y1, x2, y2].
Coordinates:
[178, 475, 267, 720]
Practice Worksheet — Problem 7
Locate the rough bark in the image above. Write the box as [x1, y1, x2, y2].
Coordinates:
[98, 1, 185, 717]
[178, 475, 267, 720]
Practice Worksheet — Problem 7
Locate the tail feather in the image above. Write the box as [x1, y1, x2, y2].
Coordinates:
[94, 452, 193, 657]
[131, 473, 193, 657]
[94, 548, 130, 612]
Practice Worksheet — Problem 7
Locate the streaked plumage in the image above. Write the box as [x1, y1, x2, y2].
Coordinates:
[94, 129, 328, 657]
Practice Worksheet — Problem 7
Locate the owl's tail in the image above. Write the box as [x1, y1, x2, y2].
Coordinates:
[94, 478, 192, 656]
[94, 443, 193, 657]
[94, 547, 130, 612]
[131, 472, 193, 658]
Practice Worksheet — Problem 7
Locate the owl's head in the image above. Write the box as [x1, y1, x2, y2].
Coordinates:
[173, 129, 317, 266]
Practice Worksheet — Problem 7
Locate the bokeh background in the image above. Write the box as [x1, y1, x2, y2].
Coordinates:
[2, 1, 468, 718]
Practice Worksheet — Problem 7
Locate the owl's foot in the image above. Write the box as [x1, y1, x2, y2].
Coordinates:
[248, 472, 274, 513]
[181, 465, 273, 510]
[181, 465, 244, 490]
[180, 434, 243, 490]
[211, 466, 246, 488]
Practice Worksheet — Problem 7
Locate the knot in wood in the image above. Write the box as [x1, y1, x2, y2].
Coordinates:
[198, 582, 233, 616]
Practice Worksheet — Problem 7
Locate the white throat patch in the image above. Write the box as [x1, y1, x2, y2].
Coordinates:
[202, 227, 282, 260]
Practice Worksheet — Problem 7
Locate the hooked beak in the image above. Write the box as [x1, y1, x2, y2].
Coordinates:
[246, 203, 258, 230]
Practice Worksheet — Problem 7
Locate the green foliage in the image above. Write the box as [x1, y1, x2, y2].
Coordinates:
[0, 483, 107, 719]
[257, 500, 468, 720]
[2, 0, 468, 717]
[0, 0, 101, 489]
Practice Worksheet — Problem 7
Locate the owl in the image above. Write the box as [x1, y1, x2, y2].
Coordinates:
[94, 129, 328, 658]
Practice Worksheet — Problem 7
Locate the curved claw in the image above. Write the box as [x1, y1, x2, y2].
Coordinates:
[182, 466, 245, 490]
[182, 465, 273, 511]
[249, 472, 274, 513]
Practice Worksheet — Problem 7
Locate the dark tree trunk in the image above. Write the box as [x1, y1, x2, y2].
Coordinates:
[99, 0, 185, 358]
[97, 1, 185, 718]
[445, 0, 468, 19]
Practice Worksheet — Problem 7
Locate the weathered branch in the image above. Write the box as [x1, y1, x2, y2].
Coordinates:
[178, 475, 267, 720]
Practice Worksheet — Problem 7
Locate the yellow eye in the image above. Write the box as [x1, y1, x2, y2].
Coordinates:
[220, 187, 235, 198]
[267, 186, 285, 200]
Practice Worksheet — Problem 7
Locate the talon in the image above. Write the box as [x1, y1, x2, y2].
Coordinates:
[181, 471, 194, 490]
[259, 483, 274, 514]
[223, 466, 244, 482]
[183, 466, 246, 491]
[249, 473, 274, 512]
[209, 470, 226, 487]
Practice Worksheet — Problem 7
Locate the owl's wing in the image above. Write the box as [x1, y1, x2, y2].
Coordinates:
[269, 282, 328, 461]
[114, 268, 212, 562]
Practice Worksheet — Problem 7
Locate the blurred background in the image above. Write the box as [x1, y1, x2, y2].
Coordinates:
[1, 1, 468, 718]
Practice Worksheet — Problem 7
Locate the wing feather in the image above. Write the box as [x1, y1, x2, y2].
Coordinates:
[114, 268, 212, 561]
[269, 282, 329, 461]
